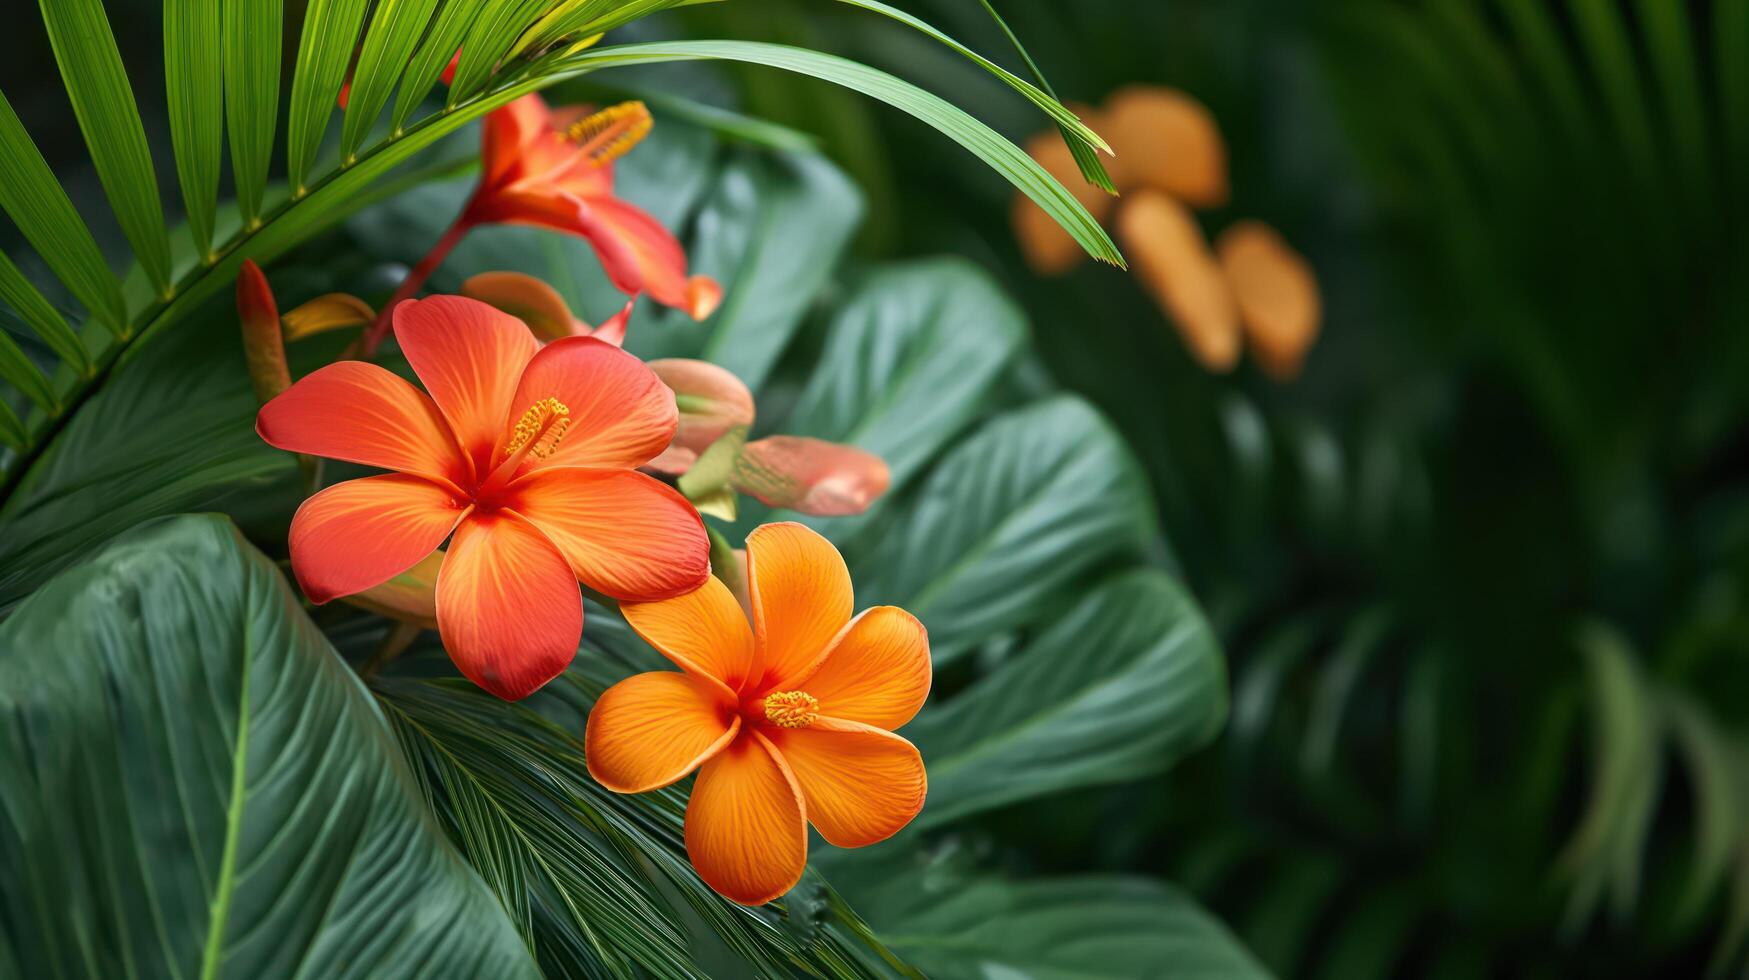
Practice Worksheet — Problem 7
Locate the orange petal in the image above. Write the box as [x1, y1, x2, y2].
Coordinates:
[1012, 128, 1116, 275]
[280, 292, 375, 342]
[507, 336, 676, 471]
[395, 295, 540, 480]
[342, 549, 443, 628]
[585, 671, 739, 792]
[586, 300, 634, 348]
[437, 511, 581, 700]
[648, 358, 755, 474]
[460, 271, 580, 342]
[621, 575, 756, 692]
[732, 436, 891, 517]
[745, 522, 853, 694]
[578, 195, 709, 319]
[1115, 192, 1240, 372]
[1102, 85, 1228, 207]
[508, 466, 709, 601]
[765, 719, 925, 848]
[256, 360, 470, 490]
[791, 606, 930, 730]
[289, 474, 468, 604]
[686, 275, 723, 320]
[1216, 220, 1322, 380]
[685, 732, 807, 905]
[480, 94, 553, 189]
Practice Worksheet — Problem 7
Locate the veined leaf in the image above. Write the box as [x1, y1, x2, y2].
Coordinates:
[448, 0, 555, 105]
[164, 0, 224, 260]
[0, 330, 55, 414]
[0, 515, 539, 979]
[342, 0, 446, 161]
[0, 91, 127, 333]
[0, 250, 90, 378]
[393, 0, 482, 133]
[554, 39, 1125, 267]
[287, 0, 373, 193]
[847, 396, 1156, 662]
[908, 568, 1227, 828]
[38, 0, 174, 295]
[225, 0, 284, 227]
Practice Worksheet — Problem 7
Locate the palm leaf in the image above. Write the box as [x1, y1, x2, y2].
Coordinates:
[163, 0, 224, 259]
[286, 0, 373, 193]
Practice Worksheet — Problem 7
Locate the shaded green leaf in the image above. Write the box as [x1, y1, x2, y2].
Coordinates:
[393, 0, 480, 133]
[0, 329, 55, 414]
[38, 0, 174, 294]
[0, 249, 89, 377]
[0, 515, 539, 979]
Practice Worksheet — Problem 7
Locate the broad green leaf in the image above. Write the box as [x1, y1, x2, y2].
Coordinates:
[848, 396, 1156, 662]
[164, 0, 224, 259]
[393, 0, 481, 133]
[0, 249, 90, 377]
[287, 0, 373, 192]
[225, 0, 284, 227]
[555, 40, 1124, 267]
[38, 0, 174, 295]
[908, 569, 1226, 828]
[843, 864, 1270, 980]
[0, 293, 304, 611]
[0, 515, 539, 979]
[0, 91, 127, 333]
[342, 0, 446, 161]
[448, 0, 554, 105]
[0, 329, 54, 414]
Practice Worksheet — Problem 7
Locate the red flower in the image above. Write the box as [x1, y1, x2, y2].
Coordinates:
[464, 94, 722, 320]
[257, 295, 710, 699]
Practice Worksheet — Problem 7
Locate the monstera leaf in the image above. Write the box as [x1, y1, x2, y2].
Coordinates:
[0, 515, 537, 979]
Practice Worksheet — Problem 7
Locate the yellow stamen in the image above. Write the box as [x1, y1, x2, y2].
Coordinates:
[763, 691, 819, 729]
[565, 101, 653, 166]
[506, 397, 572, 460]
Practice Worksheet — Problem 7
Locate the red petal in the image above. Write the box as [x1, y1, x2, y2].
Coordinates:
[289, 475, 468, 604]
[507, 336, 676, 471]
[510, 466, 709, 601]
[256, 360, 469, 491]
[437, 511, 581, 700]
[394, 295, 539, 481]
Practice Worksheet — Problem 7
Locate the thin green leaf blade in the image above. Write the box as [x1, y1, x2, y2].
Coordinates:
[0, 397, 25, 453]
[0, 91, 127, 334]
[0, 329, 54, 414]
[393, 0, 479, 133]
[225, 0, 284, 228]
[341, 0, 446, 161]
[165, 0, 224, 260]
[558, 39, 1124, 266]
[38, 0, 174, 295]
[286, 0, 372, 192]
[447, 0, 554, 105]
[0, 250, 90, 377]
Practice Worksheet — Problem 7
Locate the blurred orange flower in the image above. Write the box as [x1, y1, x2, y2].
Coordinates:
[257, 295, 709, 700]
[1012, 84, 1321, 378]
[586, 522, 929, 904]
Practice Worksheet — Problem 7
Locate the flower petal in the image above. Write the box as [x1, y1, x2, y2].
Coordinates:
[480, 94, 553, 189]
[1215, 220, 1322, 381]
[732, 436, 891, 516]
[256, 360, 469, 489]
[507, 336, 677, 470]
[1102, 85, 1228, 207]
[586, 672, 739, 792]
[621, 575, 756, 692]
[437, 511, 581, 700]
[289, 475, 468, 604]
[791, 607, 930, 730]
[647, 358, 755, 474]
[1115, 191, 1240, 373]
[395, 295, 539, 479]
[685, 732, 807, 905]
[509, 466, 709, 600]
[765, 719, 925, 848]
[280, 292, 375, 341]
[745, 522, 853, 694]
[459, 271, 580, 342]
[577, 194, 717, 319]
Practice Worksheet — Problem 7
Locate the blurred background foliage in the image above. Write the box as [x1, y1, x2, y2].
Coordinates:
[4, 0, 1749, 977]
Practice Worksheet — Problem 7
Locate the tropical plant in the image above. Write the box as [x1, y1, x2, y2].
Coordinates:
[0, 2, 1260, 976]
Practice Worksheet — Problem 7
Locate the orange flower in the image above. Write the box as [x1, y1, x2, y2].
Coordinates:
[586, 522, 929, 905]
[464, 94, 721, 320]
[257, 294, 709, 700]
[460, 270, 633, 346]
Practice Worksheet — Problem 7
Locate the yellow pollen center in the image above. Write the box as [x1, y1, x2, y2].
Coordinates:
[565, 101, 653, 166]
[763, 691, 819, 729]
[506, 397, 572, 460]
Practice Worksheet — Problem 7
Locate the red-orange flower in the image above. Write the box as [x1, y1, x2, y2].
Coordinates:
[464, 94, 722, 320]
[257, 295, 710, 700]
[586, 522, 929, 905]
